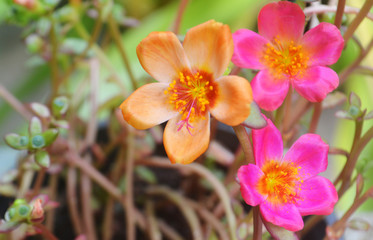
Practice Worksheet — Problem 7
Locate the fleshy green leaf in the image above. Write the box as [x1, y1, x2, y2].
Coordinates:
[4, 134, 29, 150]
[335, 110, 353, 120]
[242, 101, 267, 129]
[364, 110, 373, 120]
[35, 150, 50, 168]
[29, 117, 43, 135]
[322, 91, 346, 109]
[0, 220, 19, 233]
[135, 166, 157, 184]
[264, 222, 298, 240]
[347, 218, 370, 231]
[42, 128, 59, 146]
[30, 102, 50, 118]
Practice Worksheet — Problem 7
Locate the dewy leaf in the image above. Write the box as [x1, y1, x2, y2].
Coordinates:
[322, 91, 346, 109]
[264, 221, 298, 240]
[242, 101, 267, 129]
[42, 128, 59, 146]
[35, 150, 50, 168]
[29, 117, 43, 136]
[349, 92, 361, 108]
[4, 134, 29, 150]
[30, 102, 50, 118]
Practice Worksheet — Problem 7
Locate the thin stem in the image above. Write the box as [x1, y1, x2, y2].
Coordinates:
[281, 86, 293, 135]
[0, 84, 32, 120]
[124, 128, 136, 240]
[308, 102, 322, 133]
[304, 5, 373, 22]
[147, 186, 203, 240]
[343, 0, 373, 43]
[45, 174, 58, 232]
[66, 166, 84, 235]
[49, 16, 60, 97]
[171, 0, 189, 34]
[102, 198, 115, 240]
[283, 98, 312, 133]
[334, 0, 346, 29]
[34, 223, 58, 240]
[30, 168, 46, 199]
[107, 14, 138, 90]
[233, 125, 255, 164]
[138, 157, 238, 240]
[145, 201, 162, 240]
[253, 206, 262, 240]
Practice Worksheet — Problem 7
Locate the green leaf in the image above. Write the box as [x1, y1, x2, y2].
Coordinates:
[135, 166, 157, 184]
[364, 110, 373, 120]
[42, 128, 59, 146]
[30, 102, 50, 118]
[322, 91, 346, 109]
[35, 150, 50, 168]
[264, 222, 298, 240]
[29, 117, 43, 135]
[242, 101, 267, 129]
[349, 92, 361, 108]
[335, 110, 353, 120]
[60, 38, 89, 55]
[4, 134, 29, 150]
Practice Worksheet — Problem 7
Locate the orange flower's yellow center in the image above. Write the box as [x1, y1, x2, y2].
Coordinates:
[257, 160, 303, 204]
[262, 36, 309, 79]
[164, 71, 218, 134]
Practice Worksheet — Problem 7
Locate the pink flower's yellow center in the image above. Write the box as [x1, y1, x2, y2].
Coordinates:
[262, 36, 309, 79]
[164, 71, 218, 134]
[257, 160, 303, 204]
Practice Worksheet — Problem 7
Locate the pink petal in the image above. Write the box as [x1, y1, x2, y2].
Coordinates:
[258, 2, 305, 42]
[284, 134, 329, 178]
[120, 83, 178, 130]
[232, 29, 268, 69]
[251, 70, 289, 111]
[237, 164, 267, 206]
[260, 201, 304, 232]
[301, 22, 344, 66]
[137, 32, 190, 83]
[296, 176, 338, 216]
[293, 66, 339, 102]
[252, 117, 283, 168]
[210, 75, 252, 126]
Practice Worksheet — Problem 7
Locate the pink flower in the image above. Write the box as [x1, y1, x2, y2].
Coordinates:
[237, 117, 337, 231]
[232, 2, 344, 111]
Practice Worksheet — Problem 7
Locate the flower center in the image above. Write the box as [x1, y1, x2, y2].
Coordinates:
[262, 36, 309, 79]
[165, 71, 218, 134]
[257, 160, 303, 204]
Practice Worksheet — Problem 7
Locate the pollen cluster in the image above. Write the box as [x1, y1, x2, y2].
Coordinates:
[257, 160, 303, 204]
[262, 36, 309, 78]
[164, 71, 218, 133]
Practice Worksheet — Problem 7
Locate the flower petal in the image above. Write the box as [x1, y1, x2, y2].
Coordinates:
[232, 29, 269, 69]
[183, 20, 233, 79]
[137, 32, 189, 83]
[210, 76, 252, 126]
[120, 83, 178, 130]
[251, 70, 289, 111]
[260, 201, 304, 232]
[164, 114, 210, 164]
[284, 134, 329, 178]
[237, 164, 267, 206]
[301, 22, 344, 66]
[293, 66, 339, 102]
[296, 176, 338, 216]
[258, 1, 305, 42]
[252, 117, 283, 168]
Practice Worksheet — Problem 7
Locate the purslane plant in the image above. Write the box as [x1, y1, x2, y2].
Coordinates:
[237, 116, 338, 231]
[120, 20, 253, 164]
[232, 1, 344, 111]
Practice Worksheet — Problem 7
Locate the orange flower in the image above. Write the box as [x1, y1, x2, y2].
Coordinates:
[120, 20, 252, 164]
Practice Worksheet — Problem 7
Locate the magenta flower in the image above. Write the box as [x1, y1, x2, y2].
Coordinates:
[232, 1, 344, 111]
[237, 117, 337, 231]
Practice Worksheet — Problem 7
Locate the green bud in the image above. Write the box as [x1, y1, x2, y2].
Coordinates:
[35, 150, 50, 168]
[348, 105, 360, 117]
[52, 96, 69, 117]
[31, 135, 45, 149]
[25, 34, 44, 53]
[5, 199, 30, 223]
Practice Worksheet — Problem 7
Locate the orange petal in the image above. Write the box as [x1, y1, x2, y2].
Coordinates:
[137, 32, 190, 83]
[210, 76, 253, 126]
[120, 83, 178, 130]
[164, 114, 210, 164]
[183, 20, 233, 79]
